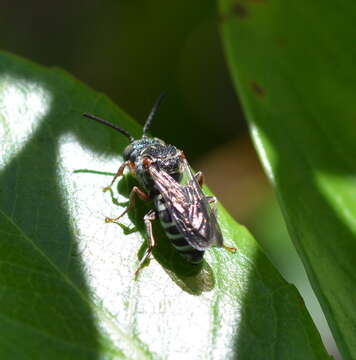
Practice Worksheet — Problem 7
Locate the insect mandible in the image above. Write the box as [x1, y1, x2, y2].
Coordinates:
[83, 94, 236, 276]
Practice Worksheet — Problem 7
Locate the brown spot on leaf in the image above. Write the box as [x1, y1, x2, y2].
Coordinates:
[275, 37, 287, 48]
[233, 3, 248, 18]
[219, 13, 230, 24]
[251, 81, 265, 97]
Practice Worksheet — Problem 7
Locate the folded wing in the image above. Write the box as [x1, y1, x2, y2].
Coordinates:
[149, 159, 223, 251]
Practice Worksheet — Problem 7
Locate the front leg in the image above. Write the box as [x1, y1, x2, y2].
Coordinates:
[105, 186, 149, 222]
[103, 160, 136, 192]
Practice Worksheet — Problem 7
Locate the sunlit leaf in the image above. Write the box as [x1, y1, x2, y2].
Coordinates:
[0, 52, 330, 359]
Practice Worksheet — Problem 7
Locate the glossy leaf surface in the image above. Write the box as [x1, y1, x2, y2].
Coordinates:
[219, 1, 356, 359]
[0, 52, 330, 359]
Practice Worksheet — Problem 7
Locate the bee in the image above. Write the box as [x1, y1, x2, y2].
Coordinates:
[83, 94, 236, 276]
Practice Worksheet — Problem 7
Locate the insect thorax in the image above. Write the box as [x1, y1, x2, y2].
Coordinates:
[124, 137, 183, 192]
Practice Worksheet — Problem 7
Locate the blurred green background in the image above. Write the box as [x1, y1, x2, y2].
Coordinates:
[0, 1, 340, 358]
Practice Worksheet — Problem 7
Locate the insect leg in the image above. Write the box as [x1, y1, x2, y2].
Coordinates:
[206, 196, 221, 220]
[180, 151, 205, 186]
[105, 186, 149, 222]
[135, 209, 157, 277]
[208, 196, 237, 253]
[206, 195, 216, 205]
[194, 171, 205, 187]
[223, 244, 237, 253]
[103, 160, 135, 192]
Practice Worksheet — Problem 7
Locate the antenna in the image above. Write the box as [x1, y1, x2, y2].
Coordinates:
[83, 113, 134, 142]
[142, 92, 166, 136]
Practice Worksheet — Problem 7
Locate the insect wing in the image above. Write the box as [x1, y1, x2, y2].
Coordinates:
[182, 158, 224, 248]
[149, 160, 223, 250]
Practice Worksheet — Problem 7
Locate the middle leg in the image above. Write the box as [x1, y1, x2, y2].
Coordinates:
[195, 171, 204, 187]
[106, 186, 149, 222]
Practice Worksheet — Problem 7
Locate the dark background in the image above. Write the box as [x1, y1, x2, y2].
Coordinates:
[1, 1, 243, 156]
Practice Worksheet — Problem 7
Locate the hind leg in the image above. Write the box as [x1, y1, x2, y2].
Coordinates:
[207, 196, 237, 253]
[134, 209, 157, 277]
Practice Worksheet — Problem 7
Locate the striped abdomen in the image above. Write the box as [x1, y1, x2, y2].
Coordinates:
[154, 193, 204, 264]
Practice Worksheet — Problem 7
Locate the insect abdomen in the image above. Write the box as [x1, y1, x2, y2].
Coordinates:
[154, 194, 204, 264]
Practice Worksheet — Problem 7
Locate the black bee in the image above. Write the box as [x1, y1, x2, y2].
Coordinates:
[83, 94, 235, 275]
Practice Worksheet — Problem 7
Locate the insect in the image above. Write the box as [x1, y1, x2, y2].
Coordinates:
[83, 94, 236, 276]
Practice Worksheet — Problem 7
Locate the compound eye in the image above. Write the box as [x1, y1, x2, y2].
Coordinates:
[123, 144, 134, 161]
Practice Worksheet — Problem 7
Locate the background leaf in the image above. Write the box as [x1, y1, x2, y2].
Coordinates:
[0, 51, 330, 359]
[219, 1, 356, 359]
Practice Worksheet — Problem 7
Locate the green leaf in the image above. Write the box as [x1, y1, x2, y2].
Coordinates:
[0, 51, 330, 359]
[219, 1, 356, 359]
